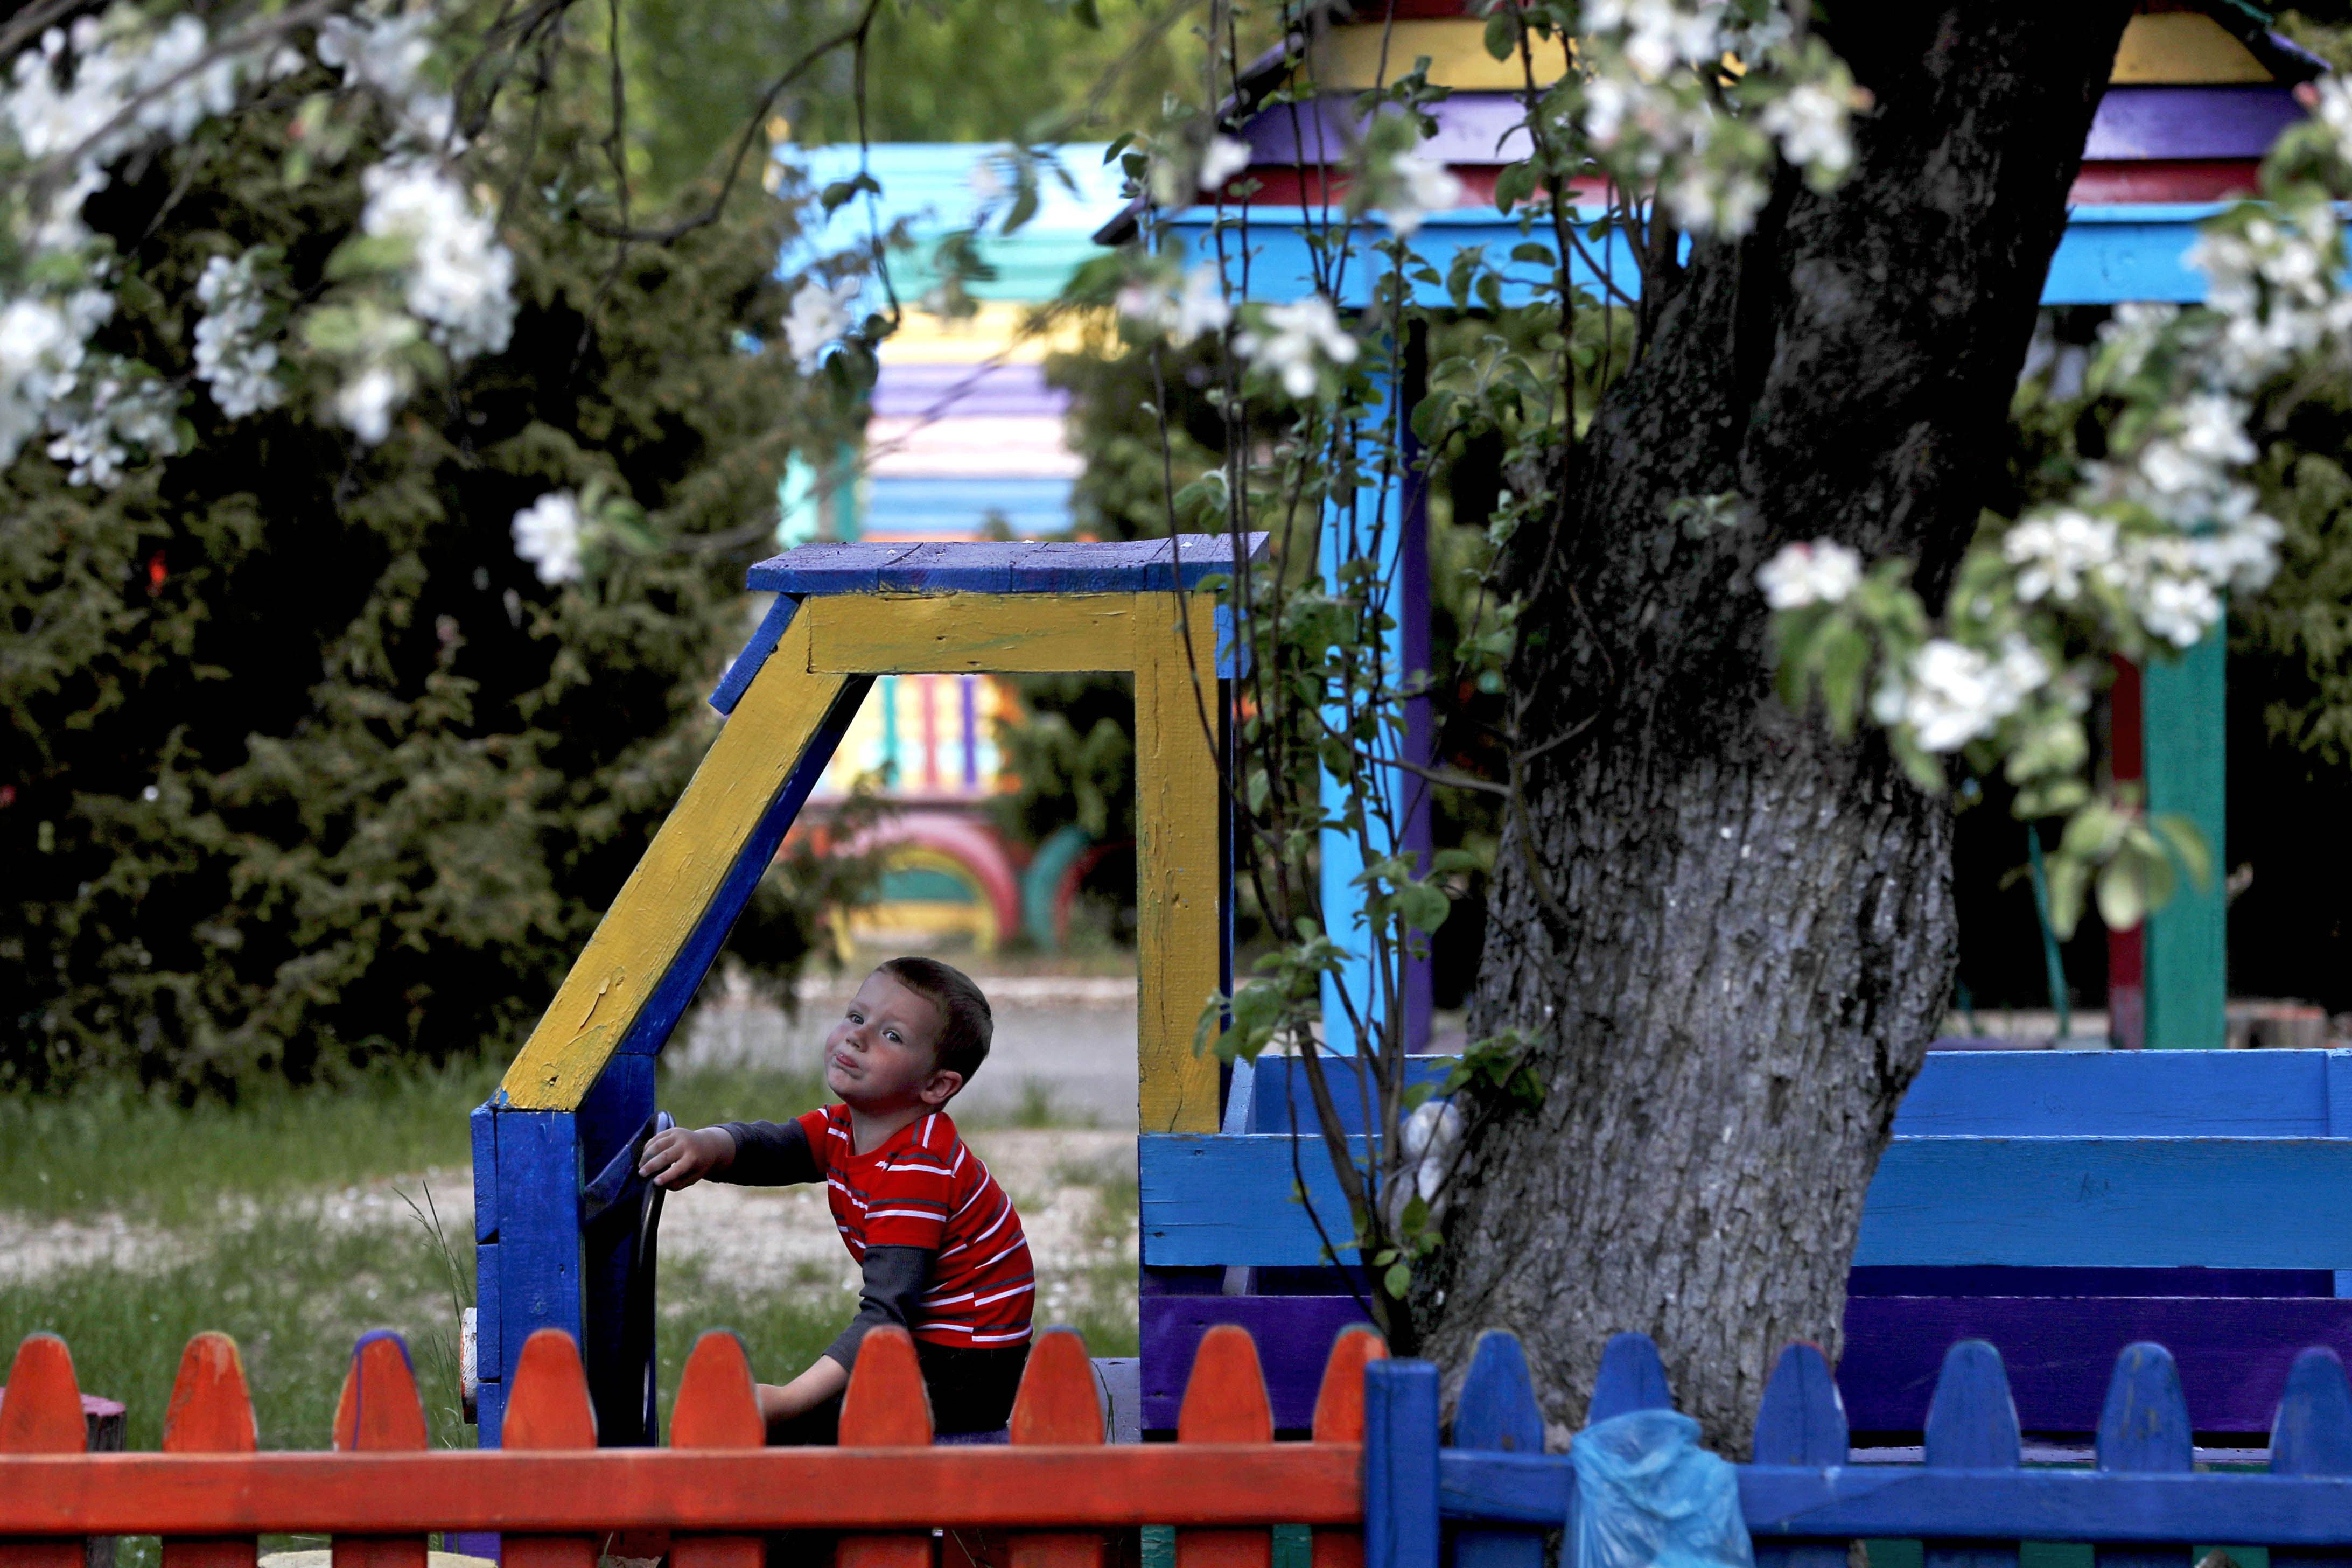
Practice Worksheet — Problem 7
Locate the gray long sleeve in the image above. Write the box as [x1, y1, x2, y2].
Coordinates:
[822, 1244, 933, 1370]
[717, 1118, 822, 1186]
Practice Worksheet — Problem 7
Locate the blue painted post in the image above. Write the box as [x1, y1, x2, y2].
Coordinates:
[1922, 1341, 2022, 1568]
[1587, 1333, 1673, 1423]
[576, 1055, 654, 1446]
[1367, 1359, 1443, 1568]
[2271, 1347, 2352, 1568]
[485, 1108, 584, 1448]
[2094, 1343, 2193, 1568]
[2329, 1053, 2352, 1300]
[1751, 1345, 1848, 1568]
[1453, 1332, 1549, 1568]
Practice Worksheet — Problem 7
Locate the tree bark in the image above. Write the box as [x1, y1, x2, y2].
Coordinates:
[1423, 2, 2136, 1450]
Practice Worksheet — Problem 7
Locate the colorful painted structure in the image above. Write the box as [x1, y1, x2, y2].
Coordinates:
[776, 145, 1130, 951]
[470, 535, 1258, 1447]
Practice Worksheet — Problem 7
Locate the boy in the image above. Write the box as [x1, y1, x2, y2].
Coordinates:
[637, 956, 1033, 1440]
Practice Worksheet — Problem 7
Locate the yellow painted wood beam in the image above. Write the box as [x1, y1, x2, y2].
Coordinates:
[804, 593, 1140, 674]
[1133, 593, 1226, 1133]
[1311, 20, 1568, 92]
[2111, 13, 2270, 84]
[499, 614, 855, 1111]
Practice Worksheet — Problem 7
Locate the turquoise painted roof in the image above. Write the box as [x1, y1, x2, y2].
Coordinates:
[779, 143, 1124, 305]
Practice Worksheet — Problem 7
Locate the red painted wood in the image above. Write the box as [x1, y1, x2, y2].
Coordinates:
[502, 1333, 600, 1568]
[331, 1336, 429, 1568]
[1311, 1329, 1387, 1568]
[161, 1334, 260, 1568]
[1, 1335, 87, 1568]
[2108, 656, 2147, 1049]
[1009, 1331, 1108, 1568]
[1179, 1326, 1275, 1568]
[841, 1328, 937, 1568]
[669, 1332, 765, 1568]
[0, 1446, 1361, 1533]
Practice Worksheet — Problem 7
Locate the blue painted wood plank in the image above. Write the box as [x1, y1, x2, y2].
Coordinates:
[877, 541, 1045, 593]
[577, 1056, 655, 1446]
[2273, 1348, 2352, 1476]
[1923, 1342, 2021, 1568]
[491, 1107, 583, 1442]
[612, 676, 871, 1058]
[1587, 1334, 1673, 1424]
[744, 542, 919, 594]
[1144, 1134, 2352, 1270]
[1221, 1056, 1256, 1137]
[2096, 1345, 2194, 1568]
[1842, 1294, 2352, 1436]
[2328, 1058, 2352, 1300]
[708, 596, 800, 716]
[1753, 1345, 1849, 1568]
[1243, 1057, 1455, 1134]
[1892, 1052, 2338, 1137]
[470, 1102, 499, 1243]
[473, 1236, 501, 1411]
[1452, 1332, 1547, 1568]
[1367, 1360, 1443, 1568]
[1014, 538, 1172, 592]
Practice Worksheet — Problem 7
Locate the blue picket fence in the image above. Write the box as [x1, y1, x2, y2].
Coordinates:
[1362, 1331, 2352, 1568]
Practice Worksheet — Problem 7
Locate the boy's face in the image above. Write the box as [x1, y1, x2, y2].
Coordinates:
[824, 970, 961, 1114]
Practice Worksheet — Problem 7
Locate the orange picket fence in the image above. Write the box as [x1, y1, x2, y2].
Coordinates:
[0, 1322, 1381, 1568]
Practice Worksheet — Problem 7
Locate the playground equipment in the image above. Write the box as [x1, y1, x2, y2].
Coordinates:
[469, 534, 1259, 1445]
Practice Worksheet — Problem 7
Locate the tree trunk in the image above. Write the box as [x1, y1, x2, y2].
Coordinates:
[1423, 3, 2137, 1449]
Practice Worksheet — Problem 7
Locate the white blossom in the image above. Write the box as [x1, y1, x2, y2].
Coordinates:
[1235, 295, 1357, 398]
[360, 158, 516, 362]
[1381, 151, 1464, 237]
[1756, 540, 1862, 610]
[192, 253, 282, 418]
[784, 277, 862, 372]
[1382, 1098, 1463, 1233]
[1117, 263, 1230, 347]
[43, 361, 178, 486]
[0, 289, 107, 468]
[317, 9, 456, 148]
[333, 364, 403, 444]
[1198, 135, 1250, 193]
[1760, 81, 1853, 179]
[512, 491, 586, 585]
[2003, 509, 2116, 604]
[1901, 636, 2046, 753]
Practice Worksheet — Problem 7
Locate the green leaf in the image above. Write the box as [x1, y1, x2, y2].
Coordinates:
[1382, 1261, 1412, 1298]
[1394, 880, 1450, 933]
[1484, 11, 1517, 60]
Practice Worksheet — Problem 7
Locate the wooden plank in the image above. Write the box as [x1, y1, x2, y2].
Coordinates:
[0, 1448, 1363, 1534]
[2095, 1345, 2193, 1568]
[804, 593, 1138, 675]
[499, 613, 859, 1109]
[669, 1332, 764, 1568]
[1363, 1360, 1439, 1568]
[472, 1240, 502, 1437]
[1142, 1297, 1372, 1430]
[1308, 19, 1567, 90]
[1922, 1342, 2021, 1568]
[1839, 1295, 2352, 1435]
[1310, 1329, 1386, 1568]
[2084, 87, 2302, 161]
[501, 1333, 599, 1568]
[706, 596, 799, 716]
[878, 541, 1046, 593]
[839, 1328, 934, 1568]
[491, 1110, 582, 1446]
[331, 1334, 428, 1568]
[744, 543, 920, 596]
[1450, 1333, 1545, 1568]
[1179, 1327, 1275, 1568]
[160, 1334, 260, 1568]
[2111, 13, 2272, 83]
[2272, 1346, 2352, 1568]
[1136, 596, 1225, 1133]
[2330, 1056, 2352, 1298]
[1010, 1330, 1109, 1568]
[1016, 540, 1175, 594]
[1587, 1334, 1673, 1423]
[1891, 1052, 2336, 1137]
[1752, 1345, 1848, 1568]
[0, 1334, 86, 1568]
[2144, 627, 2227, 1051]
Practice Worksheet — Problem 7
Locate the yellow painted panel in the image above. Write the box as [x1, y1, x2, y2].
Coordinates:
[2111, 13, 2269, 83]
[877, 304, 1105, 366]
[1133, 594, 1226, 1133]
[806, 593, 1138, 674]
[1311, 19, 1567, 92]
[499, 618, 855, 1110]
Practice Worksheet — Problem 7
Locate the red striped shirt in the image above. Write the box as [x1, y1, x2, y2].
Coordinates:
[795, 1105, 1034, 1347]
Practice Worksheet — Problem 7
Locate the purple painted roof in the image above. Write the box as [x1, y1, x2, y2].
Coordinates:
[1234, 85, 2304, 171]
[870, 362, 1069, 420]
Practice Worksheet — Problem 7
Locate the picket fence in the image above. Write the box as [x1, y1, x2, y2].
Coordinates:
[0, 1322, 1378, 1568]
[1366, 1331, 2352, 1568]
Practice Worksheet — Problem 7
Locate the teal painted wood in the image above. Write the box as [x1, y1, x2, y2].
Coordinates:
[1924, 1342, 2022, 1568]
[1452, 1333, 1547, 1568]
[743, 532, 1270, 595]
[1587, 1334, 1673, 1423]
[1368, 1359, 1444, 1568]
[1158, 205, 2223, 310]
[1143, 1134, 2352, 1269]
[2095, 1344, 2194, 1568]
[2144, 629, 2227, 1052]
[1752, 1345, 1849, 1568]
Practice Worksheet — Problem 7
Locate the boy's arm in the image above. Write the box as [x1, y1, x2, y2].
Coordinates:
[713, 1118, 821, 1186]
[820, 1245, 934, 1371]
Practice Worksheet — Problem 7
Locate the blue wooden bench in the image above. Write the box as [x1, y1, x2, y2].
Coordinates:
[1361, 1328, 2352, 1568]
[1140, 1049, 2352, 1437]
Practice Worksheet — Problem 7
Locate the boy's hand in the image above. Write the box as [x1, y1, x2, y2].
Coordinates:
[639, 1125, 734, 1188]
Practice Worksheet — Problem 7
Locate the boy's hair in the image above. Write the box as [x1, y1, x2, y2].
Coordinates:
[878, 956, 993, 1085]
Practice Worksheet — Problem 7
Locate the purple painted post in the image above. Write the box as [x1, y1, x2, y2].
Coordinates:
[960, 674, 979, 790]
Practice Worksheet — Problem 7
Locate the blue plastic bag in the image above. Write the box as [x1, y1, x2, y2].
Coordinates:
[1568, 1409, 1754, 1568]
